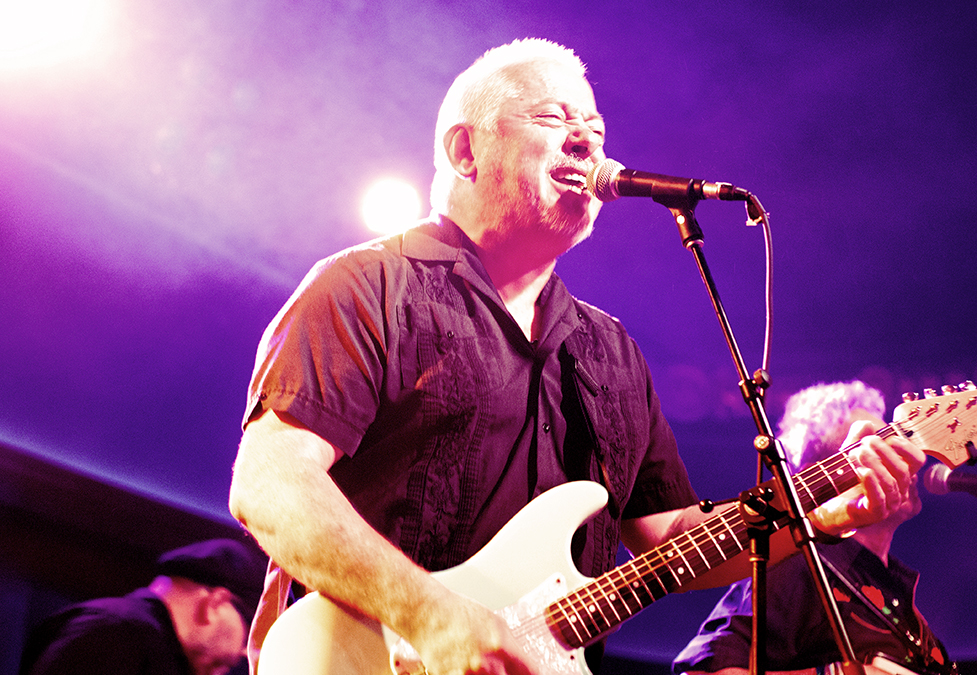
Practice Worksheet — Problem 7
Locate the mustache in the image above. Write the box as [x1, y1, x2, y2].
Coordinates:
[548, 156, 593, 174]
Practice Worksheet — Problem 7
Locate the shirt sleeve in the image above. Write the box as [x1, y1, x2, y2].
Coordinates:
[243, 249, 390, 456]
[672, 555, 836, 673]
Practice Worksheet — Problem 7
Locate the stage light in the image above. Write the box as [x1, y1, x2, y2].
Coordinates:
[0, 0, 112, 72]
[361, 177, 422, 235]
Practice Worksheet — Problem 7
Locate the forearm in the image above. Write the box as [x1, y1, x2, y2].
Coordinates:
[620, 503, 838, 592]
[229, 411, 536, 675]
[229, 411, 458, 644]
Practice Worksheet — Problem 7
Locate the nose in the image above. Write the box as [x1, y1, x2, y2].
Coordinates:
[564, 121, 602, 160]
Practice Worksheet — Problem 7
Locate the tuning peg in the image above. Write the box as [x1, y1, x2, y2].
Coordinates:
[960, 380, 976, 391]
[943, 384, 959, 394]
[923, 388, 938, 399]
[902, 391, 919, 402]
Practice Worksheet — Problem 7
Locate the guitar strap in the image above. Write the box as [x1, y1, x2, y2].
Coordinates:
[558, 345, 621, 519]
[820, 557, 956, 675]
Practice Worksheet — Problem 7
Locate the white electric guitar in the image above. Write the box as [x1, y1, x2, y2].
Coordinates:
[257, 386, 977, 675]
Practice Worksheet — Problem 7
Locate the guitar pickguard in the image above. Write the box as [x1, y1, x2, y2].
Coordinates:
[389, 573, 582, 675]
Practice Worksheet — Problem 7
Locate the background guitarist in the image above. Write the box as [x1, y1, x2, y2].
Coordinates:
[673, 381, 957, 675]
[228, 40, 926, 675]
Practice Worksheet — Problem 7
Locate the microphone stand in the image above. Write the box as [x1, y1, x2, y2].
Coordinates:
[660, 193, 864, 675]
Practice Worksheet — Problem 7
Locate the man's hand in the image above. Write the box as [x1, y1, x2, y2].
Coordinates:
[810, 420, 925, 536]
[405, 594, 539, 675]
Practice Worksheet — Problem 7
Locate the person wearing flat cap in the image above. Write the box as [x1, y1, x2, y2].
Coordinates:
[20, 538, 266, 675]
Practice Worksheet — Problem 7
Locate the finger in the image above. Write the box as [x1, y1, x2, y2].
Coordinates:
[851, 438, 904, 504]
[851, 466, 890, 522]
[841, 419, 879, 447]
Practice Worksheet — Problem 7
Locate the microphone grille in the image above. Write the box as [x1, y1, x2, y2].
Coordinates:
[586, 158, 624, 202]
[923, 463, 951, 494]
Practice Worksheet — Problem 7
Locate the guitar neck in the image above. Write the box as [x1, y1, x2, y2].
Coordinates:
[546, 434, 868, 648]
[545, 382, 977, 649]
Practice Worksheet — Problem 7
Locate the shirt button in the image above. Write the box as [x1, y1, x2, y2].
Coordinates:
[542, 423, 551, 433]
[446, 330, 454, 339]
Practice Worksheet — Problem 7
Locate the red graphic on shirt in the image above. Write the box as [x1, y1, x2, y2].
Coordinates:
[832, 587, 851, 603]
[860, 585, 885, 610]
[931, 647, 945, 665]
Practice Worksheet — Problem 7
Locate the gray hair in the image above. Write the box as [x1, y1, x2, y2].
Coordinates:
[429, 39, 588, 213]
[778, 380, 886, 471]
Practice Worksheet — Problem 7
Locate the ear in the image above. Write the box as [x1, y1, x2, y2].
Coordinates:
[442, 123, 477, 179]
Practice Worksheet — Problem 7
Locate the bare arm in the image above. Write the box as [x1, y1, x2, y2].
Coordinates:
[228, 409, 537, 675]
[620, 422, 925, 590]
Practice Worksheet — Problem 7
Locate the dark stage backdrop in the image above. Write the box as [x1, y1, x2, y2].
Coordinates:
[1, 0, 975, 669]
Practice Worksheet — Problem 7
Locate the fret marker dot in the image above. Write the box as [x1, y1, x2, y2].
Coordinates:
[677, 567, 685, 575]
[718, 534, 726, 540]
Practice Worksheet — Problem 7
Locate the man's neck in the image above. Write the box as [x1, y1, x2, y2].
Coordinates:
[479, 249, 555, 341]
[453, 215, 566, 341]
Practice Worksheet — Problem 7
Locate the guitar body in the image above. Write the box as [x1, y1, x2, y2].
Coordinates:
[257, 481, 609, 675]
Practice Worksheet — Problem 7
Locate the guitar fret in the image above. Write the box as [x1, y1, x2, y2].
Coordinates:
[719, 514, 745, 554]
[574, 585, 606, 638]
[817, 460, 841, 495]
[591, 577, 622, 627]
[638, 550, 675, 596]
[684, 529, 709, 569]
[609, 565, 645, 615]
[701, 529, 726, 561]
[554, 600, 587, 646]
[702, 516, 735, 562]
[794, 473, 816, 509]
[666, 540, 696, 580]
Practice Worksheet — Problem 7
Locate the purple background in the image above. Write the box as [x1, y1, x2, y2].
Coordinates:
[2, 0, 975, 665]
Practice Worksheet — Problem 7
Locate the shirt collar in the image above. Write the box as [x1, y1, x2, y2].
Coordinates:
[401, 215, 577, 346]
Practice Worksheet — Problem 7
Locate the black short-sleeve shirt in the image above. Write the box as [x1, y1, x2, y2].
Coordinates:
[246, 217, 697, 577]
[20, 589, 192, 675]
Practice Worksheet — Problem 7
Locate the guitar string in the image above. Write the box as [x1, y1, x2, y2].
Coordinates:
[545, 401, 975, 645]
[549, 450, 859, 643]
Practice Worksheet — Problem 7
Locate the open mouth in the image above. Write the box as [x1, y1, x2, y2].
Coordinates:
[551, 167, 588, 194]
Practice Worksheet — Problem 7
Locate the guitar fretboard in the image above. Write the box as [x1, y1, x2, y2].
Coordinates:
[545, 438, 870, 648]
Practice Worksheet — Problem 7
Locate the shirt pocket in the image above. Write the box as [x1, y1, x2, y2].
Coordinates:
[398, 302, 504, 404]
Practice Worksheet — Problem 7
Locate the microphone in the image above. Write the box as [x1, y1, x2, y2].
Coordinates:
[586, 158, 750, 205]
[923, 463, 977, 497]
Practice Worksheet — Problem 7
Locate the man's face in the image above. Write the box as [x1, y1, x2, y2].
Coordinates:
[185, 593, 248, 675]
[475, 58, 606, 249]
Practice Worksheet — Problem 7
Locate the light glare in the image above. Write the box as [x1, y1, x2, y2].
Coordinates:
[361, 178, 422, 235]
[0, 0, 111, 71]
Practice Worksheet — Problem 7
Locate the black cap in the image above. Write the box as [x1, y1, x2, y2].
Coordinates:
[156, 538, 266, 623]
